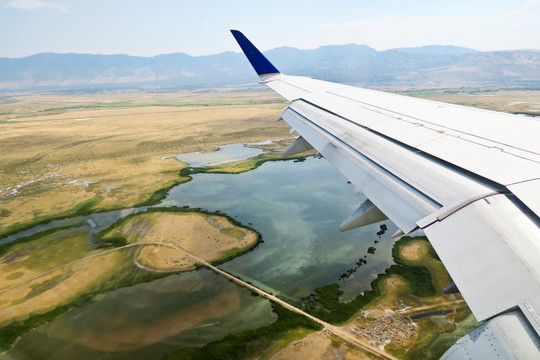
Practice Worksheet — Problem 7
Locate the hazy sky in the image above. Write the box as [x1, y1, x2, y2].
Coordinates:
[1, 0, 540, 58]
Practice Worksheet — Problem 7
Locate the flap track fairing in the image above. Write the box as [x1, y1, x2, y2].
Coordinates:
[339, 199, 388, 232]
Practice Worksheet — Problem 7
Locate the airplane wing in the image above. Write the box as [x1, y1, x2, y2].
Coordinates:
[231, 30, 540, 358]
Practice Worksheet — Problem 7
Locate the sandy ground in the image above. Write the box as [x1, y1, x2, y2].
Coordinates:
[400, 242, 423, 261]
[362, 276, 407, 318]
[269, 332, 374, 360]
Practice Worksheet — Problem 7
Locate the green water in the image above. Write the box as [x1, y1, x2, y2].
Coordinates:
[165, 157, 397, 301]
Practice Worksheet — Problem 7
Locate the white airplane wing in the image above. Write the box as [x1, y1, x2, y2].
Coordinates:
[231, 30, 540, 358]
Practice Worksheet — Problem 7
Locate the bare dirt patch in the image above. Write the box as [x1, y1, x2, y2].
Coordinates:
[401, 241, 424, 262]
[269, 331, 376, 360]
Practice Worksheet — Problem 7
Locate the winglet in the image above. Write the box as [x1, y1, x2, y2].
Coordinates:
[230, 30, 280, 77]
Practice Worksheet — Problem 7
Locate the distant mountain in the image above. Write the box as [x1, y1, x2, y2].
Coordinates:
[1, 44, 539, 91]
[393, 45, 478, 55]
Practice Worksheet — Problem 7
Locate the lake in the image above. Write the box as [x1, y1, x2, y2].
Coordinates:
[3, 143, 397, 359]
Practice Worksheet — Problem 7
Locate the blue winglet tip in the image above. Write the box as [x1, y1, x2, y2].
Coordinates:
[230, 30, 280, 77]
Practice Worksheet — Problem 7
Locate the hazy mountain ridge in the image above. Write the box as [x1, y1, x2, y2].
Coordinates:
[1, 44, 539, 90]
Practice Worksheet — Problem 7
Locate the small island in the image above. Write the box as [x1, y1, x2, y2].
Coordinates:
[101, 210, 260, 271]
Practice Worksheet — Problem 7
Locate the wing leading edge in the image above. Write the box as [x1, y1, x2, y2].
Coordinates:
[231, 30, 540, 358]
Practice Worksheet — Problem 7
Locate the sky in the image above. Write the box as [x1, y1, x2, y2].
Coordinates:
[1, 0, 540, 58]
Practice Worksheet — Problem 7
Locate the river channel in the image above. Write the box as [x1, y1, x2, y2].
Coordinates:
[3, 143, 397, 359]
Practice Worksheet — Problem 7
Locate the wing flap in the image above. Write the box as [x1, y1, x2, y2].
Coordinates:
[423, 194, 540, 326]
[281, 105, 430, 233]
[282, 135, 313, 157]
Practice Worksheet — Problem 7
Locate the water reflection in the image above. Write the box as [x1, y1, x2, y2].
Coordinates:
[165, 157, 397, 301]
[175, 143, 263, 167]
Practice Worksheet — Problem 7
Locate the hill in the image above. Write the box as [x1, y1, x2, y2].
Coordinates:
[1, 45, 539, 91]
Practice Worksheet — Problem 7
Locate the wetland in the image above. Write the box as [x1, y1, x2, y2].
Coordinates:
[2, 88, 528, 358]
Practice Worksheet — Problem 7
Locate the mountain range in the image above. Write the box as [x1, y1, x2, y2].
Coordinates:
[1, 44, 539, 91]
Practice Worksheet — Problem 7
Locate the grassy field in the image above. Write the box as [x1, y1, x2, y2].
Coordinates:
[0, 207, 261, 352]
[0, 90, 289, 237]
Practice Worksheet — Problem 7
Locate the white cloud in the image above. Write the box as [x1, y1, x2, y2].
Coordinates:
[6, 0, 69, 13]
[317, 7, 540, 51]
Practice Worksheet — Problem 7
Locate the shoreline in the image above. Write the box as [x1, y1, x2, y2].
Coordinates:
[0, 146, 293, 354]
[0, 206, 263, 354]
[1, 146, 467, 359]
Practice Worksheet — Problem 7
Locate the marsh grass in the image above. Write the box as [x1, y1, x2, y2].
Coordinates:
[0, 261, 175, 353]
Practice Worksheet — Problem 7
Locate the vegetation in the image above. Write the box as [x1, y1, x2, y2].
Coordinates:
[301, 236, 436, 324]
[162, 302, 321, 360]
[0, 90, 290, 238]
[0, 203, 264, 354]
[0, 198, 101, 241]
[0, 222, 84, 258]
[93, 236, 127, 248]
[0, 261, 176, 353]
[137, 178, 191, 206]
[178, 153, 310, 178]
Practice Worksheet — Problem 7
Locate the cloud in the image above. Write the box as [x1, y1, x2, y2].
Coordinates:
[6, 0, 69, 13]
[317, 7, 540, 51]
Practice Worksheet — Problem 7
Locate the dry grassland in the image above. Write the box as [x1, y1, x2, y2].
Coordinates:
[1, 88, 536, 236]
[400, 242, 423, 262]
[0, 229, 90, 291]
[103, 212, 258, 271]
[0, 251, 123, 325]
[0, 91, 288, 235]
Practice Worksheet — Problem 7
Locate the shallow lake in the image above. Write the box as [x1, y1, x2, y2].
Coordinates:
[175, 143, 264, 167]
[165, 156, 397, 302]
[3, 143, 398, 358]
